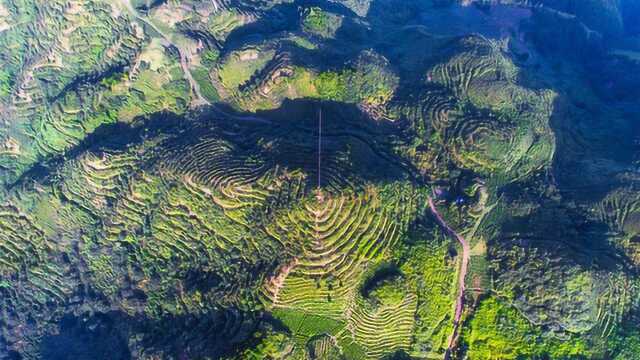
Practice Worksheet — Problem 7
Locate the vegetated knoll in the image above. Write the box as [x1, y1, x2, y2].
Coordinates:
[386, 33, 556, 190]
[384, 21, 639, 358]
[0, 99, 421, 359]
[0, 111, 272, 358]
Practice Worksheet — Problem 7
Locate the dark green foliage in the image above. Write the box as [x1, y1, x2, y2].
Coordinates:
[1, 0, 639, 359]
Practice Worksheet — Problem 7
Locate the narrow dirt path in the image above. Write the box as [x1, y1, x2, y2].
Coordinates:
[427, 197, 470, 360]
[267, 258, 299, 304]
[120, 0, 209, 107]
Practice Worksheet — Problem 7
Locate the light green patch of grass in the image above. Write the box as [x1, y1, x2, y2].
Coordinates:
[139, 38, 168, 71]
[218, 49, 275, 89]
[286, 67, 319, 98]
[111, 67, 189, 121]
[237, 67, 320, 111]
[192, 66, 219, 102]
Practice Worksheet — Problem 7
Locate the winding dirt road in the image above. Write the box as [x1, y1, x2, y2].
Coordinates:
[120, 0, 209, 107]
[427, 197, 470, 360]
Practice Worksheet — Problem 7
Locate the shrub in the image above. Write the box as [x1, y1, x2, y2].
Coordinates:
[314, 71, 348, 101]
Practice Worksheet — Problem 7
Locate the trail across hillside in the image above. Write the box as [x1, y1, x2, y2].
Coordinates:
[427, 197, 470, 360]
[119, 0, 209, 107]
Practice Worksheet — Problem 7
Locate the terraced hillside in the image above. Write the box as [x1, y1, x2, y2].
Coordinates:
[0, 0, 639, 359]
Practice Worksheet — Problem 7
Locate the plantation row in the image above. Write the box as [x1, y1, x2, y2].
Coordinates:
[348, 293, 418, 358]
[594, 189, 640, 235]
[391, 35, 558, 182]
[0, 191, 82, 357]
[263, 181, 424, 358]
[0, 203, 47, 274]
[431, 37, 503, 99]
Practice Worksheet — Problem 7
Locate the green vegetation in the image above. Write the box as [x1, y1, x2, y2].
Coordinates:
[302, 7, 343, 38]
[366, 276, 406, 307]
[261, 181, 423, 359]
[287, 35, 318, 50]
[0, 68, 11, 97]
[313, 51, 398, 107]
[608, 327, 640, 359]
[201, 49, 221, 66]
[1, 0, 639, 359]
[227, 332, 294, 360]
[394, 230, 457, 357]
[207, 9, 251, 43]
[345, 51, 399, 106]
[274, 309, 344, 339]
[217, 48, 276, 89]
[100, 72, 127, 89]
[192, 66, 220, 102]
[462, 298, 593, 359]
[314, 71, 348, 101]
